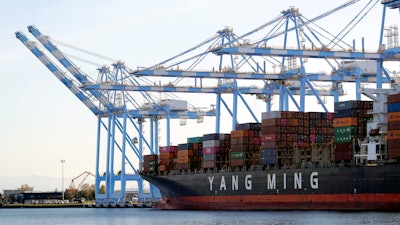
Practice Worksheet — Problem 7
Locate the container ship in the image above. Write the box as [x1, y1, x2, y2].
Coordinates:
[141, 90, 400, 210]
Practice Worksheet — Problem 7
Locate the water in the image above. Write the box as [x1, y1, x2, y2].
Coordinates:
[0, 208, 399, 225]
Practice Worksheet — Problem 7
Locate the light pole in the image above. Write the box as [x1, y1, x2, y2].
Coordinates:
[60, 159, 66, 202]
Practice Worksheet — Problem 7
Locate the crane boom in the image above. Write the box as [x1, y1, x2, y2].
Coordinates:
[15, 31, 101, 115]
[27, 25, 115, 113]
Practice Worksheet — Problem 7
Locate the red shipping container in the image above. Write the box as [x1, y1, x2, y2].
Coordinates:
[388, 93, 400, 104]
[261, 134, 281, 142]
[203, 147, 220, 154]
[388, 121, 400, 130]
[388, 140, 400, 149]
[335, 150, 352, 161]
[254, 137, 262, 145]
[159, 158, 174, 165]
[335, 143, 352, 152]
[388, 148, 400, 158]
[262, 118, 281, 127]
[159, 152, 175, 159]
[143, 154, 158, 161]
[230, 159, 245, 167]
[159, 146, 178, 153]
[202, 160, 216, 168]
[177, 163, 191, 170]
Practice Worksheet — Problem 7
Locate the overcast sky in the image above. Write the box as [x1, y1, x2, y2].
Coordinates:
[1, 0, 397, 191]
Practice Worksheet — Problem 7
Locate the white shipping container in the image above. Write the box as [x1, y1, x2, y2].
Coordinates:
[262, 111, 281, 120]
[203, 140, 220, 148]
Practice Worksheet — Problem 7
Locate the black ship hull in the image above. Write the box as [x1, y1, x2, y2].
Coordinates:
[142, 164, 400, 210]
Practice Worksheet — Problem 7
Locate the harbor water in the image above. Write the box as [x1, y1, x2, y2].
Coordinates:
[0, 208, 399, 225]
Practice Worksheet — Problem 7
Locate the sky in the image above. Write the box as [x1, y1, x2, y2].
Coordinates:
[1, 0, 398, 191]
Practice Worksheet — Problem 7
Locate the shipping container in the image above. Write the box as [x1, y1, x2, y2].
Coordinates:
[177, 163, 191, 170]
[203, 133, 230, 141]
[203, 147, 220, 154]
[203, 140, 221, 148]
[230, 159, 245, 167]
[203, 154, 216, 161]
[334, 134, 354, 143]
[334, 150, 352, 161]
[388, 121, 400, 130]
[388, 112, 400, 122]
[159, 152, 175, 159]
[334, 100, 363, 111]
[333, 117, 358, 127]
[187, 136, 203, 143]
[388, 102, 400, 112]
[231, 129, 249, 138]
[388, 148, 400, 158]
[202, 160, 216, 168]
[177, 150, 193, 158]
[334, 109, 360, 118]
[388, 139, 400, 149]
[261, 133, 282, 142]
[230, 151, 244, 160]
[143, 154, 158, 160]
[159, 146, 178, 153]
[236, 123, 261, 130]
[158, 164, 170, 172]
[178, 143, 193, 150]
[388, 93, 400, 104]
[262, 118, 281, 127]
[159, 158, 175, 165]
[334, 126, 358, 136]
[388, 130, 400, 140]
[261, 111, 282, 119]
[231, 137, 249, 145]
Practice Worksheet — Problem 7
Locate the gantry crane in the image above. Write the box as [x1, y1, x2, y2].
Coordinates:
[16, 27, 214, 206]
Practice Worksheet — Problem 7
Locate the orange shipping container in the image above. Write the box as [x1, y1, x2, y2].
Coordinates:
[231, 129, 249, 138]
[388, 130, 400, 140]
[333, 117, 358, 127]
[177, 157, 190, 164]
[178, 150, 193, 158]
[388, 112, 400, 122]
[290, 118, 299, 126]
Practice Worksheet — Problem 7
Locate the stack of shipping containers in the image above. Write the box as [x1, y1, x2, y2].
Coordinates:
[177, 143, 194, 170]
[202, 133, 231, 170]
[187, 136, 203, 170]
[309, 112, 334, 167]
[333, 100, 373, 161]
[388, 93, 400, 158]
[143, 154, 158, 174]
[159, 146, 177, 173]
[229, 123, 261, 168]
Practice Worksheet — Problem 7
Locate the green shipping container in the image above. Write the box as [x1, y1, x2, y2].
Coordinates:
[187, 136, 203, 143]
[334, 134, 354, 144]
[230, 151, 244, 160]
[334, 126, 358, 136]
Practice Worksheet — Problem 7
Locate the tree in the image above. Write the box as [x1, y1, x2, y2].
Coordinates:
[100, 184, 106, 194]
[20, 184, 33, 192]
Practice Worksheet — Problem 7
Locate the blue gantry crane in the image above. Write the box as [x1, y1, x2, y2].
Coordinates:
[16, 26, 215, 206]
